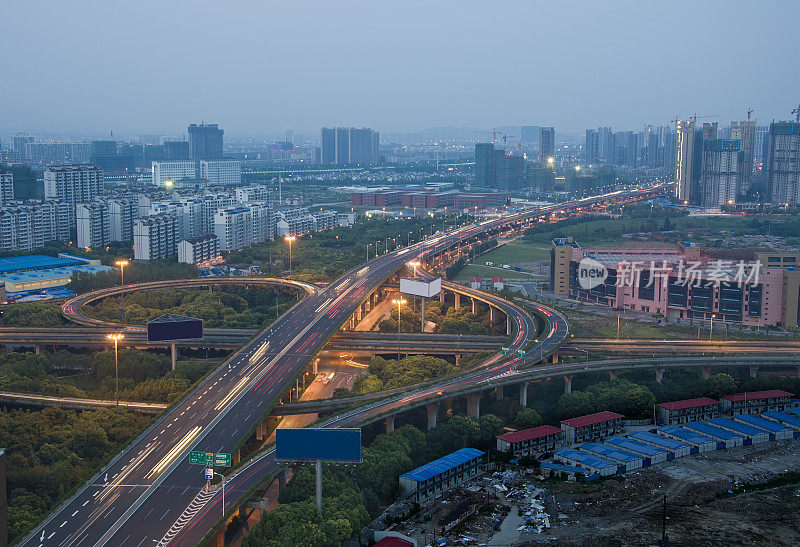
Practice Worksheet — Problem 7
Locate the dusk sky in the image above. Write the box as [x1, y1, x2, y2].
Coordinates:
[3, 0, 798, 138]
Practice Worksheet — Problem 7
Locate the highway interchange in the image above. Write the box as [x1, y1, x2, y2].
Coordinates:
[19, 185, 664, 547]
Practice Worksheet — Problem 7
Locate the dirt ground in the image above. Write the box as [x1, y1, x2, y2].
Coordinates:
[534, 439, 800, 546]
[393, 439, 800, 546]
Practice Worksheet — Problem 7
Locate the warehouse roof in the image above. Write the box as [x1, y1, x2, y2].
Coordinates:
[400, 448, 484, 482]
[555, 448, 617, 470]
[605, 436, 665, 456]
[762, 411, 800, 429]
[659, 426, 717, 446]
[658, 397, 720, 411]
[0, 254, 84, 274]
[579, 442, 641, 463]
[539, 462, 587, 475]
[788, 406, 800, 417]
[561, 411, 624, 428]
[684, 422, 740, 441]
[722, 390, 793, 402]
[709, 418, 768, 437]
[497, 425, 563, 444]
[628, 431, 690, 451]
[734, 414, 790, 433]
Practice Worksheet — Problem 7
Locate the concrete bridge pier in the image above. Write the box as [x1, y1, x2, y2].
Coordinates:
[312, 358, 318, 374]
[421, 298, 426, 332]
[426, 402, 439, 430]
[489, 306, 496, 324]
[454, 293, 461, 309]
[440, 290, 445, 304]
[494, 385, 504, 400]
[519, 382, 528, 407]
[385, 414, 395, 434]
[506, 314, 513, 336]
[654, 368, 664, 384]
[466, 393, 481, 419]
[564, 374, 573, 394]
[550, 351, 559, 364]
[609, 370, 616, 380]
[454, 353, 460, 367]
[278, 468, 288, 491]
[702, 367, 711, 380]
[749, 366, 759, 378]
[256, 418, 269, 441]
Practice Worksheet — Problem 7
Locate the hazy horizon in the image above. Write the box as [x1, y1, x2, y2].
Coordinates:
[2, 0, 799, 138]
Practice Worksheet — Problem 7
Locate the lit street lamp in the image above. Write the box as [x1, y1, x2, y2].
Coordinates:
[285, 235, 296, 276]
[115, 260, 129, 325]
[391, 297, 407, 363]
[709, 313, 716, 340]
[107, 333, 124, 413]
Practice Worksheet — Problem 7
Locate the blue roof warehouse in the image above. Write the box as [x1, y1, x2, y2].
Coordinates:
[0, 254, 110, 295]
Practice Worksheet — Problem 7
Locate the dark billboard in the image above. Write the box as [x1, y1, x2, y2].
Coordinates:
[147, 313, 203, 342]
[276, 428, 362, 462]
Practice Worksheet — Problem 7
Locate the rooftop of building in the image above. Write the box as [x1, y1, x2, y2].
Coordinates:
[734, 414, 790, 432]
[762, 411, 800, 428]
[627, 431, 690, 450]
[605, 436, 666, 456]
[721, 390, 794, 402]
[683, 422, 740, 440]
[658, 397, 720, 411]
[399, 448, 484, 483]
[0, 264, 112, 287]
[554, 448, 616, 469]
[561, 411, 624, 428]
[497, 425, 563, 444]
[658, 426, 716, 445]
[0, 254, 87, 275]
[708, 418, 768, 437]
[579, 442, 641, 462]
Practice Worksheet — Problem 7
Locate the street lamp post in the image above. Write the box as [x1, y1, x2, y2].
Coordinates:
[709, 314, 716, 340]
[115, 260, 129, 325]
[107, 333, 124, 413]
[366, 243, 372, 262]
[213, 471, 226, 518]
[285, 235, 296, 276]
[392, 297, 406, 363]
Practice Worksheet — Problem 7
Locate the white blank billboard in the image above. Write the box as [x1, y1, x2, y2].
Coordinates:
[400, 277, 441, 298]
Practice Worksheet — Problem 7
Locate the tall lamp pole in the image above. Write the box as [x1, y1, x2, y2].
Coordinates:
[392, 297, 406, 363]
[709, 313, 716, 340]
[285, 235, 296, 276]
[107, 333, 124, 413]
[115, 260, 129, 325]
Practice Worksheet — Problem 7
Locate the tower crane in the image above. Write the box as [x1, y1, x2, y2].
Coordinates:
[747, 107, 754, 121]
[792, 104, 800, 122]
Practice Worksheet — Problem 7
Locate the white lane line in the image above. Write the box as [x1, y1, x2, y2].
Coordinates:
[71, 510, 78, 517]
[60, 521, 67, 528]
[82, 500, 89, 506]
[93, 490, 100, 497]
[48, 532, 55, 539]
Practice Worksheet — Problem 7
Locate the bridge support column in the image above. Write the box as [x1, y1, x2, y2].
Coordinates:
[519, 382, 528, 407]
[312, 358, 318, 375]
[278, 468, 287, 491]
[466, 393, 481, 419]
[454, 293, 461, 309]
[701, 367, 711, 380]
[472, 299, 477, 315]
[609, 370, 616, 380]
[506, 314, 513, 336]
[209, 526, 225, 547]
[426, 402, 439, 430]
[421, 298, 426, 332]
[171, 341, 177, 371]
[564, 374, 573, 394]
[490, 306, 495, 324]
[440, 290, 445, 303]
[385, 415, 395, 434]
[654, 368, 664, 384]
[233, 449, 241, 466]
[749, 366, 759, 379]
[550, 351, 559, 364]
[454, 353, 461, 367]
[256, 418, 268, 441]
[34, 345, 41, 355]
[494, 385, 503, 400]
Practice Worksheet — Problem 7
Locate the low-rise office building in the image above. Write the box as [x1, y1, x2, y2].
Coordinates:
[657, 426, 717, 453]
[626, 431, 692, 459]
[721, 390, 794, 415]
[561, 411, 624, 444]
[683, 422, 743, 449]
[578, 442, 642, 472]
[709, 418, 770, 445]
[398, 448, 484, 504]
[657, 397, 721, 425]
[734, 414, 793, 441]
[762, 411, 800, 434]
[553, 448, 617, 477]
[496, 425, 564, 458]
[605, 436, 668, 465]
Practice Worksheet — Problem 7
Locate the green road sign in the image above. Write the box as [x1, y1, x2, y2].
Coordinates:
[214, 453, 231, 467]
[517, 350, 526, 357]
[501, 347, 510, 355]
[189, 451, 207, 465]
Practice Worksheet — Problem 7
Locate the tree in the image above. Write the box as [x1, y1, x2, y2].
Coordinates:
[705, 372, 737, 400]
[514, 408, 543, 429]
[479, 414, 504, 444]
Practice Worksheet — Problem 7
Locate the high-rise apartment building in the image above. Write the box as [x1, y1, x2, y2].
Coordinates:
[107, 197, 137, 242]
[133, 214, 179, 261]
[0, 200, 71, 251]
[235, 185, 271, 204]
[11, 135, 33, 161]
[585, 130, 599, 164]
[474, 143, 496, 187]
[701, 122, 718, 141]
[178, 234, 221, 265]
[188, 123, 224, 160]
[701, 139, 740, 207]
[674, 120, 698, 203]
[539, 127, 555, 161]
[0, 173, 14, 206]
[597, 127, 613, 161]
[767, 122, 800, 205]
[520, 126, 540, 144]
[76, 202, 111, 249]
[319, 127, 379, 165]
[199, 160, 241, 186]
[44, 165, 103, 223]
[214, 207, 253, 251]
[25, 142, 91, 165]
[730, 120, 756, 195]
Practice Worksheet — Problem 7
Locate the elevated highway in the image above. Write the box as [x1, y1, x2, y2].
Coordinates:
[19, 185, 658, 547]
[0, 390, 168, 414]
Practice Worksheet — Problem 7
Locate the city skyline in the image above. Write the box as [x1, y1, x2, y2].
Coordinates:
[2, 1, 799, 136]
